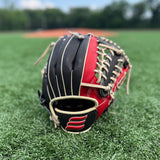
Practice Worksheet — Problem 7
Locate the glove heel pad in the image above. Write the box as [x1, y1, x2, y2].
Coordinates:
[50, 96, 98, 133]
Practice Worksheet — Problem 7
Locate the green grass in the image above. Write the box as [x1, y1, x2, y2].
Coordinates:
[0, 31, 160, 160]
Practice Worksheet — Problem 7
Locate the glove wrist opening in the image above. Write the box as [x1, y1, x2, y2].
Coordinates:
[49, 96, 98, 133]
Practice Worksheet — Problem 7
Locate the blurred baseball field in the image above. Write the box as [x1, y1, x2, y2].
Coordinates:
[0, 30, 160, 159]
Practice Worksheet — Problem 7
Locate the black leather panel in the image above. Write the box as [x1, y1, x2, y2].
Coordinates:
[72, 35, 90, 95]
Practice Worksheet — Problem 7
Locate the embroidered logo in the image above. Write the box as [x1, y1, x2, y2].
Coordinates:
[65, 115, 87, 131]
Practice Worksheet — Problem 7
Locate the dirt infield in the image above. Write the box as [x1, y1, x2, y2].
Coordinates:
[24, 28, 117, 38]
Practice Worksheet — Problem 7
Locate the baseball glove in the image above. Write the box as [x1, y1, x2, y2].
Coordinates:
[35, 32, 132, 134]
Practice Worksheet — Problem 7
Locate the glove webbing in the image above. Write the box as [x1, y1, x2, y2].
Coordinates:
[94, 42, 132, 97]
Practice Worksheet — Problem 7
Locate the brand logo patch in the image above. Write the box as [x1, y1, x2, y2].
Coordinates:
[65, 115, 87, 131]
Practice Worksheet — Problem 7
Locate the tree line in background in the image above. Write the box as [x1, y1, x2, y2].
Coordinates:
[0, 0, 160, 31]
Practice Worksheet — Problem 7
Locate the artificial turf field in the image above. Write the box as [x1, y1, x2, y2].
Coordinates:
[0, 31, 160, 160]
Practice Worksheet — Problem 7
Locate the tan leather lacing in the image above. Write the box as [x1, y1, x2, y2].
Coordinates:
[94, 40, 132, 98]
[34, 42, 55, 66]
